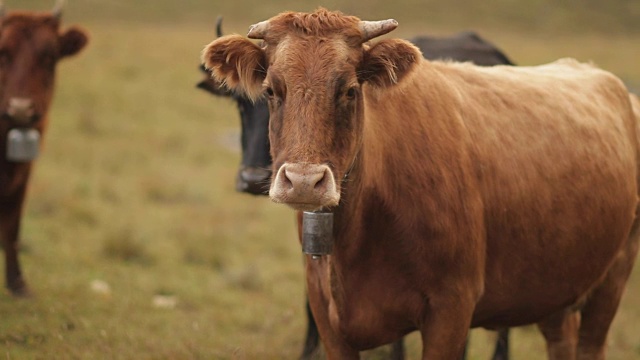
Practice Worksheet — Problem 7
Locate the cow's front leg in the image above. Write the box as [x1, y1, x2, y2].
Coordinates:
[419, 294, 475, 360]
[537, 309, 579, 360]
[0, 185, 29, 296]
[305, 257, 359, 360]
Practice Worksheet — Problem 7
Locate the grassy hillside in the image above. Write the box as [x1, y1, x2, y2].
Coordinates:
[14, 0, 640, 35]
[1, 1, 639, 359]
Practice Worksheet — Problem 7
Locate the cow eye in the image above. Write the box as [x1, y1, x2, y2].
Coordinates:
[346, 87, 357, 99]
[265, 87, 274, 97]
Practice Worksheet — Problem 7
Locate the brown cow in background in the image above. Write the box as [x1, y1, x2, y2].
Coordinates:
[203, 9, 640, 359]
[0, 0, 88, 295]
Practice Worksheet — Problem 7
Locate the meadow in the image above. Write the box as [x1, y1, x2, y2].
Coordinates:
[1, 0, 640, 359]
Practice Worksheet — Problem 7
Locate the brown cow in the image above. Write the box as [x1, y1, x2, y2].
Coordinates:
[0, 1, 88, 295]
[202, 9, 639, 360]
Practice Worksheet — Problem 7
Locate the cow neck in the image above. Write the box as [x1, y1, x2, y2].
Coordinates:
[328, 88, 408, 264]
[330, 61, 465, 261]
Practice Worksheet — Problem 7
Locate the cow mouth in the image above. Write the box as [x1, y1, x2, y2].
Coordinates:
[272, 200, 328, 212]
[1, 113, 41, 127]
[236, 166, 272, 195]
[270, 192, 341, 212]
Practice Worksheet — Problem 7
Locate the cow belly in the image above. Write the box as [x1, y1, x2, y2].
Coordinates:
[471, 171, 636, 328]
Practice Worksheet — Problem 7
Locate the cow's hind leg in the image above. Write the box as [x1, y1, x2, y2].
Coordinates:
[577, 248, 639, 358]
[537, 310, 579, 360]
[389, 339, 404, 360]
[577, 218, 640, 360]
[491, 328, 510, 360]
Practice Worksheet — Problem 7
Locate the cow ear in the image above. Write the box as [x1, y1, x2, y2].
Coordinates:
[59, 27, 89, 58]
[359, 39, 421, 88]
[201, 34, 267, 101]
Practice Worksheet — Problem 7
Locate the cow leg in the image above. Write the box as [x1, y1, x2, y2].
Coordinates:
[305, 263, 359, 360]
[537, 310, 579, 360]
[576, 215, 640, 360]
[490, 328, 510, 360]
[577, 277, 630, 360]
[460, 337, 468, 360]
[389, 339, 405, 360]
[419, 295, 474, 359]
[0, 183, 29, 296]
[299, 297, 321, 359]
[459, 330, 509, 360]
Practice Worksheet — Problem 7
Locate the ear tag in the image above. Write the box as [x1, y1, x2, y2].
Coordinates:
[6, 128, 40, 162]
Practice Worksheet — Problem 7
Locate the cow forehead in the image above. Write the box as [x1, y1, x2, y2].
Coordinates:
[263, 9, 362, 42]
[0, 14, 59, 45]
[269, 35, 359, 82]
[1, 12, 58, 29]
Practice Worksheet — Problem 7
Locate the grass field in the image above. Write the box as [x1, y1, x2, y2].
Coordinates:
[2, 1, 640, 359]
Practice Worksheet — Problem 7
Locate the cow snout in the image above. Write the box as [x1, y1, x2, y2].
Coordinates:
[236, 166, 271, 195]
[270, 163, 340, 210]
[5, 98, 37, 125]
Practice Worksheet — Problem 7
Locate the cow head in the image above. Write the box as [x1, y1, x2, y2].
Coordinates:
[197, 16, 272, 195]
[198, 64, 272, 195]
[203, 9, 421, 211]
[0, 0, 88, 131]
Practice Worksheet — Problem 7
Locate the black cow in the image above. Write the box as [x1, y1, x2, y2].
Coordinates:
[408, 31, 514, 66]
[196, 18, 271, 195]
[197, 18, 514, 360]
[197, 64, 271, 195]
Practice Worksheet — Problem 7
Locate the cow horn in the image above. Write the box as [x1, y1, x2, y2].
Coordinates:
[216, 16, 223, 38]
[52, 0, 65, 20]
[247, 20, 269, 39]
[359, 19, 398, 42]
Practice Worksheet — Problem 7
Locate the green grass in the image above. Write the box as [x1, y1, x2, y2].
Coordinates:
[1, 1, 640, 359]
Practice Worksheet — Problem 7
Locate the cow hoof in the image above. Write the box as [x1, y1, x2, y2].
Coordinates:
[8, 280, 32, 297]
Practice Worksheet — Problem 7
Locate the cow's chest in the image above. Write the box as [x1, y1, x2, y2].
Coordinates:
[324, 237, 427, 349]
[0, 161, 31, 197]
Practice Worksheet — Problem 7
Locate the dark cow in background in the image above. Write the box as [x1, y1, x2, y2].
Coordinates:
[0, 1, 89, 295]
[409, 31, 514, 66]
[197, 17, 271, 195]
[198, 17, 514, 360]
[198, 63, 271, 194]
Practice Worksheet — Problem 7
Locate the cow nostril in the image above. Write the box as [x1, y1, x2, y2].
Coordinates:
[282, 168, 294, 189]
[314, 170, 328, 190]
